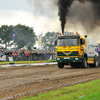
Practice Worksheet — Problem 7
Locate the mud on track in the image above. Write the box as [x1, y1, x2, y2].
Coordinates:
[0, 65, 100, 100]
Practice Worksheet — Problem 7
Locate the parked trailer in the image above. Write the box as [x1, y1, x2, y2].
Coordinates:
[55, 32, 99, 68]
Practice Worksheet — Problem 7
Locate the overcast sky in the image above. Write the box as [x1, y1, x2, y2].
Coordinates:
[0, 0, 61, 36]
[1, 0, 100, 43]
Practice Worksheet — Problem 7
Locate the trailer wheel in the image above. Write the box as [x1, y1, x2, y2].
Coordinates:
[81, 57, 87, 68]
[58, 62, 64, 68]
[94, 56, 98, 67]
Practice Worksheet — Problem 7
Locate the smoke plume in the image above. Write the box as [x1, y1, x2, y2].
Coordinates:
[58, 0, 100, 34]
[27, 0, 100, 38]
[58, 0, 74, 34]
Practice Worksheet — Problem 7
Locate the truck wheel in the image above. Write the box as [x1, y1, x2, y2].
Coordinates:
[58, 62, 64, 68]
[81, 57, 87, 68]
[94, 56, 98, 67]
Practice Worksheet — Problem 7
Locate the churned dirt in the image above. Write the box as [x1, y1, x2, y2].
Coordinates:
[0, 64, 100, 100]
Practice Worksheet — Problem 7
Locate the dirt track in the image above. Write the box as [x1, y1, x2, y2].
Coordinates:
[0, 64, 100, 99]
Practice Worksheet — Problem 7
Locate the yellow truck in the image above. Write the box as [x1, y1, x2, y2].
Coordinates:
[55, 32, 99, 68]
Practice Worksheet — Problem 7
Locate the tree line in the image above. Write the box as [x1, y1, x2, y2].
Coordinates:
[0, 24, 59, 51]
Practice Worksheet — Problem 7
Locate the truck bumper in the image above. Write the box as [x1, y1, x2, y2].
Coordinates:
[56, 57, 82, 63]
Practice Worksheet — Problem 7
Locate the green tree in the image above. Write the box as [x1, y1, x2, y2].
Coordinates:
[42, 32, 59, 49]
[0, 25, 14, 49]
[14, 24, 36, 50]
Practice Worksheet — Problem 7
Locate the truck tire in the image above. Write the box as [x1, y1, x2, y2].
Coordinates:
[94, 56, 98, 67]
[58, 62, 64, 68]
[81, 57, 87, 68]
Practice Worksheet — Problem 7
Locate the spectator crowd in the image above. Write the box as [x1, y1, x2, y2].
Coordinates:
[0, 49, 56, 61]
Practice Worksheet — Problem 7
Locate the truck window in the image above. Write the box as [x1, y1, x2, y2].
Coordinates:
[58, 38, 79, 46]
[80, 39, 85, 45]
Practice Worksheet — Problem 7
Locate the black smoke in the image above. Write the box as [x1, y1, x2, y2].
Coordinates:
[58, 0, 100, 34]
[90, 0, 100, 20]
[58, 0, 74, 34]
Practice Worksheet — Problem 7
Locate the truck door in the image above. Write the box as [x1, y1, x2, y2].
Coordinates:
[80, 39, 86, 56]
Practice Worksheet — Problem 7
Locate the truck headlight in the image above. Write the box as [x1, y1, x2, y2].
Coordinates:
[57, 58, 60, 60]
[75, 58, 78, 60]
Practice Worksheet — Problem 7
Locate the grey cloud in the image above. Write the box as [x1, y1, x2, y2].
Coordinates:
[27, 0, 58, 18]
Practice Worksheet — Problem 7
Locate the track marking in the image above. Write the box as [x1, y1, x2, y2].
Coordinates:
[0, 62, 57, 68]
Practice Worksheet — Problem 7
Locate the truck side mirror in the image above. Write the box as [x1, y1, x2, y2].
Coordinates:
[54, 40, 57, 46]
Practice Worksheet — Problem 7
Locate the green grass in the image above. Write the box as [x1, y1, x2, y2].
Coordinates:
[75, 91, 100, 100]
[0, 60, 56, 65]
[20, 79, 100, 100]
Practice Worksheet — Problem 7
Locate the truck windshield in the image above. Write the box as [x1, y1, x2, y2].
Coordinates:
[57, 38, 79, 46]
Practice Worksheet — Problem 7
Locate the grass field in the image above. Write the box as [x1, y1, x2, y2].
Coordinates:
[0, 60, 56, 65]
[20, 79, 100, 100]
